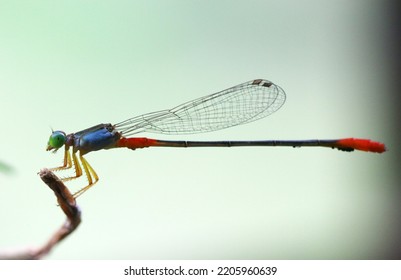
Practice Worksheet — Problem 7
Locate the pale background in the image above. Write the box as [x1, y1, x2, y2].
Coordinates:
[0, 0, 399, 259]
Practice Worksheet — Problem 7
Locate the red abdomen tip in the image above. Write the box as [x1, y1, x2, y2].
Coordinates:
[336, 138, 386, 153]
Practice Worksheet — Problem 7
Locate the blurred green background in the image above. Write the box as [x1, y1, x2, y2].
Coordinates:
[0, 0, 399, 259]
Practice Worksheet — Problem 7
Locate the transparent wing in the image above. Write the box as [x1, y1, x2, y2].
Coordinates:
[115, 79, 286, 136]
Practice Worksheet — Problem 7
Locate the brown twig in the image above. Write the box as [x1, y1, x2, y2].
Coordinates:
[0, 168, 81, 259]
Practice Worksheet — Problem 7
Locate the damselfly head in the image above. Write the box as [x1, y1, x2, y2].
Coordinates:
[47, 130, 67, 152]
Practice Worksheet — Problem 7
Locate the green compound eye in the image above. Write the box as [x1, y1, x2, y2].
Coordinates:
[48, 131, 66, 149]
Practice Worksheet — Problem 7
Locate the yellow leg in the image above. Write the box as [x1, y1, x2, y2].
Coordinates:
[61, 151, 83, 182]
[50, 148, 82, 181]
[49, 148, 72, 171]
[72, 154, 99, 198]
[50, 149, 84, 183]
[50, 148, 100, 198]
